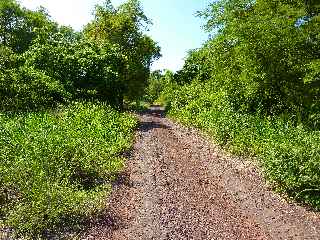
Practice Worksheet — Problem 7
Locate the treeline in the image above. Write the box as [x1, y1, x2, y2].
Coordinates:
[0, 0, 157, 237]
[0, 0, 160, 111]
[152, 0, 320, 208]
[175, 0, 320, 124]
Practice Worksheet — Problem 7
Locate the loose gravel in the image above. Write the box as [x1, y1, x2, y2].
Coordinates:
[83, 106, 320, 240]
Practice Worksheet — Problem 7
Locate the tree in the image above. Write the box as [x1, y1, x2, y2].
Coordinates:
[84, 0, 161, 107]
[0, 0, 57, 53]
[193, 0, 320, 117]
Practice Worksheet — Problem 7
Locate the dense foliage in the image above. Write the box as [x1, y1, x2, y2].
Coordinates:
[145, 70, 175, 103]
[0, 0, 160, 111]
[0, 0, 156, 237]
[159, 0, 320, 208]
[194, 0, 320, 123]
[0, 0, 57, 53]
[0, 102, 137, 237]
[84, 0, 161, 105]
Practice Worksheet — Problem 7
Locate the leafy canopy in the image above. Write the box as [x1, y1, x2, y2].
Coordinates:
[85, 0, 161, 102]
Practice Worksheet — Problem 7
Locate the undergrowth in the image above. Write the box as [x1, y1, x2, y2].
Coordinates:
[165, 84, 320, 209]
[0, 101, 137, 238]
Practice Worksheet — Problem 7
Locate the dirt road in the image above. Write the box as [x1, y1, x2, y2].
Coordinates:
[84, 106, 320, 240]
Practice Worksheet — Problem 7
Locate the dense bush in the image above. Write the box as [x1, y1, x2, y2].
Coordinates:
[15, 34, 129, 109]
[0, 102, 137, 237]
[167, 84, 320, 208]
[0, 46, 18, 70]
[188, 0, 320, 121]
[145, 70, 175, 103]
[0, 0, 160, 111]
[23, 36, 126, 105]
[0, 1, 156, 237]
[0, 66, 68, 111]
[159, 0, 320, 209]
[0, 0, 58, 53]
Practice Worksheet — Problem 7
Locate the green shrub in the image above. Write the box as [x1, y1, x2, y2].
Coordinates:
[160, 0, 320, 210]
[166, 83, 320, 209]
[0, 46, 18, 70]
[23, 38, 127, 104]
[0, 66, 68, 111]
[0, 101, 137, 237]
[145, 70, 175, 103]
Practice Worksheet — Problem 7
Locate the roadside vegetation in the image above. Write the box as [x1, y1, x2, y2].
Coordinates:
[0, 102, 137, 236]
[0, 0, 158, 238]
[149, 0, 320, 209]
[1, 0, 320, 237]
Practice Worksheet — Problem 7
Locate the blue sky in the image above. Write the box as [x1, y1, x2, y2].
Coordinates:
[19, 0, 210, 71]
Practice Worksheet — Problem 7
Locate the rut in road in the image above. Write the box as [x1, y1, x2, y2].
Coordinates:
[84, 106, 320, 240]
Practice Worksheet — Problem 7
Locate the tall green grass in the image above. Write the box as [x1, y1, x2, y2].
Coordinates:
[0, 101, 137, 237]
[166, 85, 320, 209]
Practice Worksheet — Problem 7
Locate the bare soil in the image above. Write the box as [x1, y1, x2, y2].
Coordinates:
[83, 106, 320, 240]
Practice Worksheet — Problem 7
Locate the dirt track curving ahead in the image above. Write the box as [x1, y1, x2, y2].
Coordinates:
[83, 106, 320, 240]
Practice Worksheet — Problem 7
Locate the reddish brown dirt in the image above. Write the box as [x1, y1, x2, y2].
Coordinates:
[83, 106, 320, 240]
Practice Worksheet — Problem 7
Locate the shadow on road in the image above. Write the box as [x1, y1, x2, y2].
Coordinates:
[141, 105, 165, 118]
[139, 122, 170, 132]
[138, 105, 170, 132]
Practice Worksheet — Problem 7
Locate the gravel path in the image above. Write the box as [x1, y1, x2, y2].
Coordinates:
[84, 106, 320, 240]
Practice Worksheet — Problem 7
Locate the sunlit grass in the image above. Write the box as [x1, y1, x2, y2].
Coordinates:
[167, 86, 320, 209]
[0, 101, 137, 238]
